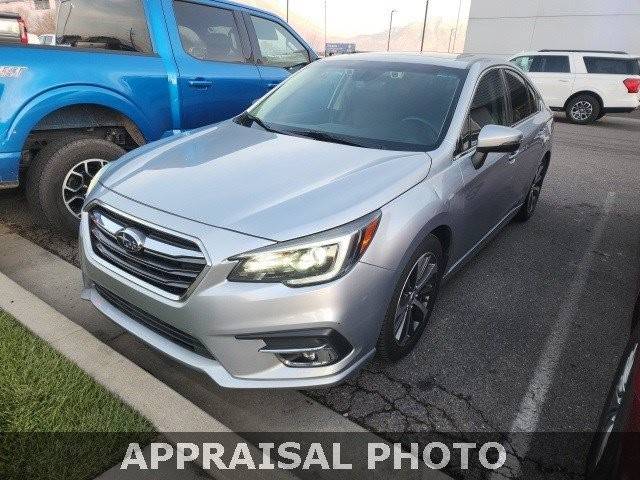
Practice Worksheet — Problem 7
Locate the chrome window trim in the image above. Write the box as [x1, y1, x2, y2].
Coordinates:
[85, 199, 212, 303]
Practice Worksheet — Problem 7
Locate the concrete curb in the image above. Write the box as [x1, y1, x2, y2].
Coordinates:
[0, 271, 291, 480]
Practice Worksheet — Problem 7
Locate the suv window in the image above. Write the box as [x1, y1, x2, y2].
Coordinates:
[531, 55, 570, 73]
[250, 15, 309, 68]
[56, 0, 152, 54]
[583, 57, 640, 75]
[505, 70, 534, 123]
[174, 1, 244, 62]
[460, 70, 508, 152]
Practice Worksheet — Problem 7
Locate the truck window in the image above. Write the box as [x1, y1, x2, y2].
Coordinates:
[56, 0, 152, 54]
[583, 57, 640, 75]
[250, 15, 309, 68]
[173, 1, 244, 63]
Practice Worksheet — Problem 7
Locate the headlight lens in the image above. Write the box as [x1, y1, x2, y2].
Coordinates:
[228, 211, 381, 286]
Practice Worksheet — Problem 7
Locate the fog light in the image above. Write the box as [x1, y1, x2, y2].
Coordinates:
[236, 328, 352, 368]
[277, 345, 339, 367]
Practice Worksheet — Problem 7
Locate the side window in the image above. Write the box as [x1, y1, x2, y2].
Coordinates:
[56, 0, 153, 54]
[583, 57, 640, 75]
[250, 15, 309, 68]
[512, 56, 533, 72]
[173, 1, 244, 63]
[459, 70, 508, 152]
[526, 84, 540, 113]
[505, 70, 534, 123]
[530, 55, 570, 73]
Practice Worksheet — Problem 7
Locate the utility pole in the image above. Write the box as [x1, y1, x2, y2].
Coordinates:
[387, 9, 397, 52]
[324, 0, 327, 56]
[286, 0, 289, 22]
[419, 0, 429, 53]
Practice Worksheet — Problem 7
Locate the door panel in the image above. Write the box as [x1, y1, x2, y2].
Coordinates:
[453, 69, 514, 255]
[244, 13, 310, 95]
[167, 0, 264, 129]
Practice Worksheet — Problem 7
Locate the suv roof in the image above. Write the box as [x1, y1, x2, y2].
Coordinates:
[539, 49, 628, 55]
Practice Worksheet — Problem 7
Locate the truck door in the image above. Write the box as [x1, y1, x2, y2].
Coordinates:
[243, 13, 312, 95]
[166, 0, 264, 129]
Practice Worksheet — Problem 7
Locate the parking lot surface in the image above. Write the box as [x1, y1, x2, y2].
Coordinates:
[1, 114, 639, 478]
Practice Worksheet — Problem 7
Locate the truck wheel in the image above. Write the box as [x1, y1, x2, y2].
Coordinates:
[25, 136, 125, 235]
[565, 94, 600, 124]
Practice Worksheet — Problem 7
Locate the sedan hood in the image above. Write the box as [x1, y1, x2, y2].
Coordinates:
[101, 121, 431, 241]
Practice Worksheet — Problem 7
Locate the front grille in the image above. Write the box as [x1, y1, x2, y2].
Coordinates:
[88, 206, 207, 298]
[96, 284, 214, 360]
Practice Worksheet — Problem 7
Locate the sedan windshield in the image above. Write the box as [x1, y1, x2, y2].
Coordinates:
[240, 59, 468, 151]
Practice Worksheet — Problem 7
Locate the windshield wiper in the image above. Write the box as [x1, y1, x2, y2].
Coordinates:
[236, 112, 279, 133]
[289, 130, 365, 147]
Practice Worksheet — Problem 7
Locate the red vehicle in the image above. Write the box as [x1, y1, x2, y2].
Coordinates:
[0, 12, 27, 44]
[587, 292, 640, 479]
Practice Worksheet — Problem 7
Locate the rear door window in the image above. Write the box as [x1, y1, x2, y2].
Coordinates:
[460, 69, 508, 152]
[505, 70, 534, 123]
[583, 57, 640, 75]
[173, 1, 245, 63]
[249, 15, 309, 68]
[530, 55, 570, 73]
[56, 0, 152, 54]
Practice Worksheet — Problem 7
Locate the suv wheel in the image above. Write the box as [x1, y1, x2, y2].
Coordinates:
[566, 94, 601, 124]
[25, 136, 125, 235]
[377, 234, 444, 361]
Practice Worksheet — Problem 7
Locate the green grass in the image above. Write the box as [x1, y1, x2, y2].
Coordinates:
[0, 311, 156, 480]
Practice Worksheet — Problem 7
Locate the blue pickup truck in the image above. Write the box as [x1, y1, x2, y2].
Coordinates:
[0, 0, 316, 232]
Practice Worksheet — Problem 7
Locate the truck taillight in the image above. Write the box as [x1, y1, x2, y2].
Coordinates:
[18, 18, 28, 44]
[623, 78, 640, 94]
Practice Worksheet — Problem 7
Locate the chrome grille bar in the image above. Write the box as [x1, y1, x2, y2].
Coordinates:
[88, 206, 207, 298]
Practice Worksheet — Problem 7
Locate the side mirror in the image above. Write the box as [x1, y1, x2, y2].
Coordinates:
[476, 125, 522, 154]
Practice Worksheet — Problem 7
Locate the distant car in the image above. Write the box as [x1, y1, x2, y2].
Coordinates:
[0, 12, 27, 44]
[510, 50, 640, 124]
[39, 33, 56, 45]
[80, 54, 553, 388]
[586, 291, 640, 479]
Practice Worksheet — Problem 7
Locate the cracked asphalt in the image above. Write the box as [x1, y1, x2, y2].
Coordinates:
[1, 114, 639, 479]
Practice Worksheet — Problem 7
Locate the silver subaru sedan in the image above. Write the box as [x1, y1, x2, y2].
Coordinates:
[80, 53, 553, 388]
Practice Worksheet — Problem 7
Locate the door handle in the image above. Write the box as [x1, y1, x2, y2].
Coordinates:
[266, 82, 280, 90]
[188, 79, 213, 89]
[558, 79, 570, 83]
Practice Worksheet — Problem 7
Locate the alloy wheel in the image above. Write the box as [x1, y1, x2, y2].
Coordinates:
[393, 252, 439, 345]
[570, 100, 593, 122]
[61, 158, 108, 218]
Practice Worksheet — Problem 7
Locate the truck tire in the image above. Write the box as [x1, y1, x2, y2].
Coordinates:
[565, 94, 601, 124]
[25, 136, 125, 235]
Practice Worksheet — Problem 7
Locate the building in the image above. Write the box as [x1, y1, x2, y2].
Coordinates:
[464, 0, 640, 57]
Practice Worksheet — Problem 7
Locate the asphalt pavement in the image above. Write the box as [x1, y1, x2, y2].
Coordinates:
[0, 114, 638, 478]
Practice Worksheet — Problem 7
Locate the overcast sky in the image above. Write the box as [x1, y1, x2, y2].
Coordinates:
[238, 0, 468, 38]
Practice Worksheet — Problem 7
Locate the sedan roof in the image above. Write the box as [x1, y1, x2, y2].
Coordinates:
[323, 52, 499, 70]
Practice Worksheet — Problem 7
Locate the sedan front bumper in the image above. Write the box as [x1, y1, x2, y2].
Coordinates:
[79, 193, 393, 388]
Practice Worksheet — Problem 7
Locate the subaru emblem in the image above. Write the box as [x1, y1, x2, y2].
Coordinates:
[116, 228, 145, 253]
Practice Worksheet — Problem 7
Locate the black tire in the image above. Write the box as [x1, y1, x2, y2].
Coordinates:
[25, 136, 125, 235]
[376, 234, 445, 361]
[516, 157, 548, 222]
[565, 94, 601, 124]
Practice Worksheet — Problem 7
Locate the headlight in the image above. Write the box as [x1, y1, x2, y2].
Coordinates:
[86, 164, 109, 195]
[228, 211, 381, 286]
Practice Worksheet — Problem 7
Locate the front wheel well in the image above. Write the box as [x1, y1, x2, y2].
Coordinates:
[430, 225, 452, 268]
[21, 104, 146, 175]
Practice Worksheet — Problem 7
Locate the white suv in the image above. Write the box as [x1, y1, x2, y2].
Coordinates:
[509, 50, 640, 124]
